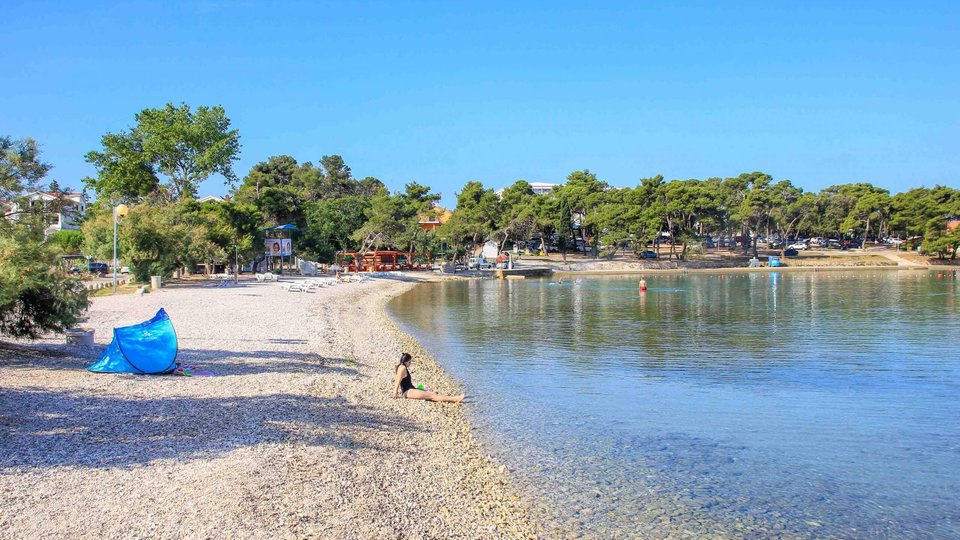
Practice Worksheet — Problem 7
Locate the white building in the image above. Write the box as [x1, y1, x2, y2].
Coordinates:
[3, 191, 88, 235]
[494, 181, 561, 199]
[529, 182, 560, 195]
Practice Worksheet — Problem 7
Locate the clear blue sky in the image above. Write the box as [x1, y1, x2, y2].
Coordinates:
[4, 1, 958, 208]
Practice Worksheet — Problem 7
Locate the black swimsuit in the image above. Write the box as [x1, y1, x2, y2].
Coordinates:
[398, 367, 414, 396]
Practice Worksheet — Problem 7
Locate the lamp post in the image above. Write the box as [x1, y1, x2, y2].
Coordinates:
[234, 244, 239, 284]
[112, 204, 128, 294]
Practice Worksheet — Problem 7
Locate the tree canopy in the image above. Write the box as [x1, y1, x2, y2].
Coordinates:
[1, 135, 88, 339]
[85, 103, 240, 201]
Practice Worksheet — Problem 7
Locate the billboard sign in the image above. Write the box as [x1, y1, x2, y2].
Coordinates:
[264, 239, 292, 257]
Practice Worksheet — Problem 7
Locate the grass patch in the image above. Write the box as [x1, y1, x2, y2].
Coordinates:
[89, 283, 149, 297]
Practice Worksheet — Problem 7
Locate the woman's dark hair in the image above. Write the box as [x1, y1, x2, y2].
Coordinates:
[397, 352, 412, 371]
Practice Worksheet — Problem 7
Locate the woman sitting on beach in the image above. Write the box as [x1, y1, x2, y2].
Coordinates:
[393, 353, 465, 403]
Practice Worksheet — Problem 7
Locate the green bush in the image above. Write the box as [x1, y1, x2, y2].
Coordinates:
[48, 230, 85, 254]
[0, 229, 90, 339]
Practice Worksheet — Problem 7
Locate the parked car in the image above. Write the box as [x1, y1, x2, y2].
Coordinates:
[843, 239, 862, 249]
[827, 239, 842, 249]
[88, 262, 108, 276]
[467, 257, 494, 270]
[783, 248, 799, 257]
[788, 242, 808, 250]
[638, 250, 658, 259]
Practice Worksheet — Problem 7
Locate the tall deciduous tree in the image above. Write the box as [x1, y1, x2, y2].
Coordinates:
[85, 103, 240, 201]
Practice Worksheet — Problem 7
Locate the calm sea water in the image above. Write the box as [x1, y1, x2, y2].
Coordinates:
[388, 270, 960, 539]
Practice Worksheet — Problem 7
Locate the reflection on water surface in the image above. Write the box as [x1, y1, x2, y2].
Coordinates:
[389, 270, 960, 539]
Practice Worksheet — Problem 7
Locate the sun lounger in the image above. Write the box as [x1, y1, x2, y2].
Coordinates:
[283, 282, 304, 292]
[257, 272, 279, 282]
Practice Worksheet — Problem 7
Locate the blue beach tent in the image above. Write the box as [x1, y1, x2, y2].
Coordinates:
[87, 308, 178, 374]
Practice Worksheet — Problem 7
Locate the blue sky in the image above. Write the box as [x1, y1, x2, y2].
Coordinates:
[4, 1, 958, 207]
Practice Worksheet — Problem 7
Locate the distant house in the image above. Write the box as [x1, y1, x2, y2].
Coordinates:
[197, 195, 230, 203]
[418, 208, 452, 231]
[3, 191, 88, 235]
[947, 219, 959, 231]
[494, 181, 561, 199]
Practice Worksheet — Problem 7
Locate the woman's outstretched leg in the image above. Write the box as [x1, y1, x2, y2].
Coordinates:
[405, 389, 465, 403]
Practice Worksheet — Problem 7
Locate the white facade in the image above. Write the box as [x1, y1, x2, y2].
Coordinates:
[494, 181, 561, 199]
[529, 182, 560, 195]
[3, 191, 87, 234]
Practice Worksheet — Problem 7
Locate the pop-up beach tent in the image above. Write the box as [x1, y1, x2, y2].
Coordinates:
[87, 308, 178, 374]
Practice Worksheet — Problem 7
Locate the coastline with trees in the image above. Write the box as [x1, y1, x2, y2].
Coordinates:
[1, 103, 958, 539]
[57, 102, 960, 287]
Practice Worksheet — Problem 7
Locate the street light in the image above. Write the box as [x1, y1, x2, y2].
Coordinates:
[234, 243, 239, 284]
[112, 204, 128, 294]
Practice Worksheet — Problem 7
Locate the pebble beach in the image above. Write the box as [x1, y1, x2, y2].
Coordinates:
[0, 275, 541, 539]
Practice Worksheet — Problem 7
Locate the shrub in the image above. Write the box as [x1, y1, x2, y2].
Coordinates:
[0, 229, 90, 339]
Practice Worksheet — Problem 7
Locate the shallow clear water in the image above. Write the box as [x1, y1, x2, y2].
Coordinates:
[389, 270, 960, 539]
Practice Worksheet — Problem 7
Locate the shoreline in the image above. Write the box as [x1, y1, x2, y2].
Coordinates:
[0, 275, 541, 539]
[553, 264, 956, 276]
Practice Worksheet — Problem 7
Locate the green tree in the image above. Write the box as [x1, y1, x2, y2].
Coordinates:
[658, 179, 721, 260]
[439, 181, 499, 259]
[301, 196, 371, 261]
[493, 180, 536, 252]
[352, 188, 409, 253]
[921, 217, 960, 259]
[586, 188, 628, 258]
[1, 136, 88, 339]
[731, 172, 776, 257]
[0, 228, 89, 338]
[85, 103, 240, 201]
[771, 189, 816, 255]
[1, 136, 51, 200]
[555, 170, 607, 256]
[48, 230, 85, 254]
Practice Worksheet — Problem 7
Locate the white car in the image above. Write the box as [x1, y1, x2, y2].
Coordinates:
[788, 242, 808, 250]
[467, 257, 494, 270]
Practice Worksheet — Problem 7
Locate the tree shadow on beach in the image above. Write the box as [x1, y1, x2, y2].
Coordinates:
[0, 342, 364, 378]
[176, 349, 363, 377]
[0, 387, 417, 470]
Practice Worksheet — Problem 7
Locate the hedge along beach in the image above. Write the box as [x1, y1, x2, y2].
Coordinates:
[0, 275, 541, 539]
